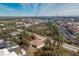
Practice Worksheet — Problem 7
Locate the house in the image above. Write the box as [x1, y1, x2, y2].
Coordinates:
[0, 39, 7, 49]
[25, 23, 32, 28]
[2, 28, 7, 30]
[16, 21, 25, 28]
[17, 29, 23, 32]
[31, 39, 45, 49]
[16, 21, 25, 25]
[7, 41, 19, 49]
[33, 34, 47, 41]
[0, 24, 4, 26]
[0, 39, 23, 56]
[0, 40, 22, 56]
[0, 48, 18, 56]
[10, 31, 20, 36]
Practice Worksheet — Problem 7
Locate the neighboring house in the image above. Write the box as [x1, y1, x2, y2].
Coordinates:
[31, 39, 45, 49]
[0, 48, 18, 56]
[0, 38, 27, 56]
[7, 41, 19, 49]
[0, 40, 22, 56]
[0, 39, 7, 49]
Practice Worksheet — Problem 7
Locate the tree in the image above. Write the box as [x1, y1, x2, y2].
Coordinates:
[1, 30, 11, 41]
[46, 21, 64, 56]
[75, 34, 79, 40]
[29, 33, 36, 41]
[18, 30, 31, 47]
[34, 43, 54, 56]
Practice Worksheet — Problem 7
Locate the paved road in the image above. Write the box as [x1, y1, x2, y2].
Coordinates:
[31, 32, 79, 53]
[62, 43, 79, 53]
[27, 22, 79, 53]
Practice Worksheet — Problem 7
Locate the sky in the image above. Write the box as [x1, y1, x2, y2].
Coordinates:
[0, 3, 79, 16]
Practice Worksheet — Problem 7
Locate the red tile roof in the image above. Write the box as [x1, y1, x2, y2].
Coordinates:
[31, 39, 44, 47]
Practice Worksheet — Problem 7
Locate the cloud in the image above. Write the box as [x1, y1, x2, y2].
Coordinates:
[0, 3, 79, 16]
[37, 3, 79, 16]
[0, 4, 17, 11]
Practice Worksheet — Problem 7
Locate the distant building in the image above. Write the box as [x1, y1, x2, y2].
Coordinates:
[25, 23, 32, 28]
[16, 21, 25, 28]
[16, 21, 25, 25]
[66, 22, 79, 34]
